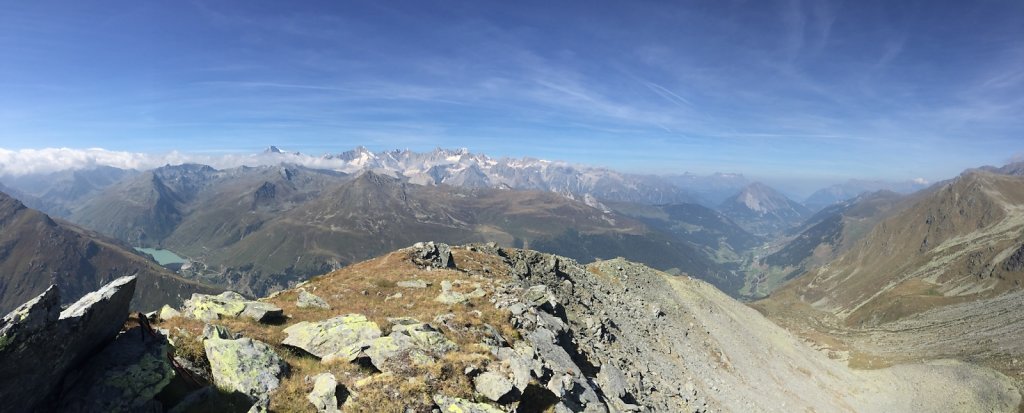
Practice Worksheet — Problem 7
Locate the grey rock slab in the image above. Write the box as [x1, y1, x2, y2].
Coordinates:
[597, 364, 629, 401]
[365, 323, 457, 372]
[204, 336, 287, 402]
[397, 279, 430, 289]
[183, 291, 283, 323]
[0, 276, 136, 411]
[282, 314, 381, 360]
[297, 290, 331, 309]
[474, 371, 514, 402]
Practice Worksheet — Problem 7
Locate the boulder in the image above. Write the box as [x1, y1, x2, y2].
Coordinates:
[204, 336, 287, 402]
[282, 314, 381, 360]
[432, 395, 503, 413]
[242, 302, 284, 322]
[597, 363, 629, 401]
[365, 322, 457, 372]
[183, 291, 283, 323]
[297, 290, 331, 310]
[522, 285, 554, 309]
[474, 371, 514, 402]
[159, 305, 181, 320]
[397, 279, 430, 289]
[307, 372, 344, 412]
[527, 327, 604, 409]
[0, 276, 136, 411]
[56, 326, 175, 412]
[412, 241, 456, 269]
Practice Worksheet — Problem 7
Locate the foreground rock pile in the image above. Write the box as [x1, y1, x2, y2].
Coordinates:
[0, 242, 1019, 412]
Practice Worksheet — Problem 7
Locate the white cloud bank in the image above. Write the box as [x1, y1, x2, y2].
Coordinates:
[0, 147, 352, 176]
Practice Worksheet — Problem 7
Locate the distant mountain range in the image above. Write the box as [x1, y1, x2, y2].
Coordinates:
[307, 146, 699, 206]
[0, 146, 961, 300]
[52, 163, 755, 296]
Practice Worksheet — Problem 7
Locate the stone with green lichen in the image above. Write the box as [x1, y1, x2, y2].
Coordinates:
[204, 336, 287, 402]
[307, 372, 342, 412]
[297, 289, 331, 309]
[365, 321, 457, 372]
[159, 304, 181, 320]
[432, 394, 504, 413]
[183, 291, 282, 323]
[282, 314, 381, 360]
[0, 277, 135, 411]
[56, 327, 175, 411]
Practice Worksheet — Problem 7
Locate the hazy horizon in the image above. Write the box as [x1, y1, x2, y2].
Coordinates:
[0, 144, 969, 199]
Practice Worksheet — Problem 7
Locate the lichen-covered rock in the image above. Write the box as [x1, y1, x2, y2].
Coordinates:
[474, 371, 514, 402]
[183, 291, 283, 323]
[297, 290, 331, 309]
[241, 301, 283, 322]
[56, 327, 175, 412]
[282, 314, 381, 360]
[365, 321, 457, 372]
[412, 241, 456, 268]
[0, 276, 136, 411]
[307, 372, 343, 412]
[522, 285, 554, 309]
[204, 336, 287, 402]
[159, 305, 181, 320]
[432, 394, 503, 413]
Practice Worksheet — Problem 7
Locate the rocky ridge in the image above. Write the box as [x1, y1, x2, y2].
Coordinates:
[0, 243, 1019, 412]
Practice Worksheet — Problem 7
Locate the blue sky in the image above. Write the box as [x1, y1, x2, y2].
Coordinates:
[1, 0, 1022, 187]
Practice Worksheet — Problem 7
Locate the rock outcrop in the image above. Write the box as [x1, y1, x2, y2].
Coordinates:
[183, 291, 283, 323]
[0, 276, 137, 411]
[56, 326, 175, 412]
[282, 314, 382, 360]
[296, 290, 330, 309]
[364, 321, 457, 372]
[204, 335, 287, 402]
[412, 241, 455, 268]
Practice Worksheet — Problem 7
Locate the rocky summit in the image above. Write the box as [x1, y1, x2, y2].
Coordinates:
[0, 242, 1020, 412]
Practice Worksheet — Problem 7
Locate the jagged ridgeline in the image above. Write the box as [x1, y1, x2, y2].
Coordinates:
[2, 243, 1016, 412]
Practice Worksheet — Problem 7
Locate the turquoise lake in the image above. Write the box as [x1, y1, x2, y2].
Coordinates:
[135, 248, 188, 266]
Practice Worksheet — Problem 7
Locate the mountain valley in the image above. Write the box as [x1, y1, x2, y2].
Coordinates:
[2, 149, 1024, 412]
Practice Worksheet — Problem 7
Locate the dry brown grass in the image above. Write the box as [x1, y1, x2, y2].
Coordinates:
[154, 246, 521, 413]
